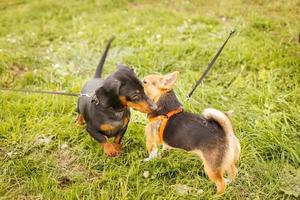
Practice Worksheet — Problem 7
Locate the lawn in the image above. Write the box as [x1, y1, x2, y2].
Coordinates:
[0, 0, 299, 199]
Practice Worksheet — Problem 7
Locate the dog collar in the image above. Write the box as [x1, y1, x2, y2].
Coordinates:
[148, 106, 183, 144]
[80, 93, 100, 105]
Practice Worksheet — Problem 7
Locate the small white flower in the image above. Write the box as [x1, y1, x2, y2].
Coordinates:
[7, 37, 17, 43]
[196, 189, 203, 194]
[60, 143, 69, 150]
[175, 184, 190, 195]
[53, 63, 60, 68]
[7, 151, 13, 157]
[143, 171, 150, 178]
[35, 135, 52, 146]
[46, 47, 53, 53]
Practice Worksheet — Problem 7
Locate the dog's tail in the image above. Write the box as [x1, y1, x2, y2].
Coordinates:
[202, 108, 234, 136]
[94, 36, 115, 78]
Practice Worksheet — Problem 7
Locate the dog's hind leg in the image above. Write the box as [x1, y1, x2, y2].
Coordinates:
[194, 150, 226, 194]
[228, 138, 240, 181]
[113, 126, 128, 153]
[224, 136, 240, 182]
[227, 163, 238, 181]
[205, 164, 226, 194]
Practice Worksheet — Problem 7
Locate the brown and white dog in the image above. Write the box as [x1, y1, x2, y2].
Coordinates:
[142, 71, 240, 194]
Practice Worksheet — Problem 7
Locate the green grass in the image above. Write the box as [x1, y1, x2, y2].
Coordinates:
[0, 0, 300, 199]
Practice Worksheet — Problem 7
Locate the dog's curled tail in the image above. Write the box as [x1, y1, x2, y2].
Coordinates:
[202, 108, 234, 136]
[94, 36, 115, 78]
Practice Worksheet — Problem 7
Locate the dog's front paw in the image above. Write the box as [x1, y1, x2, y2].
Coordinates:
[113, 143, 122, 152]
[144, 149, 158, 161]
[144, 157, 153, 162]
[224, 178, 232, 185]
[102, 142, 120, 157]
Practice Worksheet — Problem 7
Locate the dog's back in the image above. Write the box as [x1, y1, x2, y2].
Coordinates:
[164, 111, 227, 153]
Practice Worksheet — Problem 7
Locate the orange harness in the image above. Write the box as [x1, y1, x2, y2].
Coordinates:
[148, 107, 183, 144]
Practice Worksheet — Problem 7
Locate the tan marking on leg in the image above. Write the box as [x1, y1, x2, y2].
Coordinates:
[112, 143, 122, 153]
[114, 134, 122, 144]
[77, 114, 85, 125]
[119, 96, 128, 106]
[144, 121, 161, 161]
[145, 123, 155, 154]
[113, 135, 123, 153]
[222, 134, 240, 182]
[227, 164, 238, 181]
[205, 165, 226, 194]
[101, 142, 120, 157]
[123, 117, 129, 128]
[226, 137, 240, 181]
[234, 137, 241, 163]
[193, 149, 226, 194]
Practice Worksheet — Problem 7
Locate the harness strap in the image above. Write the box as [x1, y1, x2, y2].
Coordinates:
[148, 106, 183, 144]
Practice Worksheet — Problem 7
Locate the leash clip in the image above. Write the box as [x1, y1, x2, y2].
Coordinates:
[91, 94, 100, 105]
[80, 93, 100, 105]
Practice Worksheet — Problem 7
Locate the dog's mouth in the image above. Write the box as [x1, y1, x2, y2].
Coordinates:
[127, 101, 157, 113]
[119, 96, 157, 113]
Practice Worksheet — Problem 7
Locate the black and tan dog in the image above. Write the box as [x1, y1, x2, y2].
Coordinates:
[142, 71, 240, 194]
[77, 38, 157, 157]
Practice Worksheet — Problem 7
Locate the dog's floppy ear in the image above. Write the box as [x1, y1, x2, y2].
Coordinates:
[95, 79, 121, 108]
[160, 71, 179, 90]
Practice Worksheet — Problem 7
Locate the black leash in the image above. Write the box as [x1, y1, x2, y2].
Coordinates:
[1, 32, 235, 100]
[0, 88, 79, 97]
[186, 30, 236, 100]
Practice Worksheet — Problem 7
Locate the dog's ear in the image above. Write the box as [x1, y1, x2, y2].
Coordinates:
[95, 79, 121, 108]
[160, 71, 179, 90]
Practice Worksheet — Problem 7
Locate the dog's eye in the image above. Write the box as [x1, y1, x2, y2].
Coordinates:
[143, 80, 147, 84]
